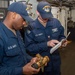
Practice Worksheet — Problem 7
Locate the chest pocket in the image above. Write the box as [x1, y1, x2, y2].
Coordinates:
[5, 39, 20, 56]
[5, 47, 20, 56]
[1, 28, 21, 57]
[52, 31, 60, 39]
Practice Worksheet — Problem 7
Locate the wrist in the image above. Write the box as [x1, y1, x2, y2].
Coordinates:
[47, 41, 49, 47]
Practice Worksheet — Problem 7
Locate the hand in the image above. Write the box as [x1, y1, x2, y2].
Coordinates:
[23, 57, 40, 75]
[47, 40, 59, 47]
[30, 57, 40, 63]
[61, 39, 68, 47]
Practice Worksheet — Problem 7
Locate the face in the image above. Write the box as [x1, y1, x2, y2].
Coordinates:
[12, 13, 26, 30]
[38, 14, 48, 23]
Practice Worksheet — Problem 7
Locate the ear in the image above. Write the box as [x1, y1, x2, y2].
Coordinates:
[12, 12, 16, 19]
[36, 11, 40, 16]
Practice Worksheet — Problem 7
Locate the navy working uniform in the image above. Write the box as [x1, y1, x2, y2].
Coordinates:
[25, 18, 66, 75]
[0, 22, 32, 75]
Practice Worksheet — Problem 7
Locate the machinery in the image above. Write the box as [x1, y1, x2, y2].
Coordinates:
[0, 0, 11, 21]
[31, 54, 50, 72]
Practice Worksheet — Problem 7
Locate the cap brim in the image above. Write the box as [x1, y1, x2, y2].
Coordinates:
[40, 12, 53, 19]
[22, 15, 33, 22]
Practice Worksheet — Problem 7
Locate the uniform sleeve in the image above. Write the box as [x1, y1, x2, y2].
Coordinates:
[54, 19, 66, 41]
[0, 38, 23, 75]
[24, 30, 48, 54]
[59, 25, 66, 41]
[26, 52, 33, 62]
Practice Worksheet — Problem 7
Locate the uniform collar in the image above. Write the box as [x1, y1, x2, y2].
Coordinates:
[35, 19, 46, 29]
[1, 22, 18, 38]
[46, 18, 53, 27]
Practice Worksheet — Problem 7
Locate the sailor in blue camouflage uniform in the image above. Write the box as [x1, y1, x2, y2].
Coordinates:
[25, 1, 67, 75]
[0, 2, 40, 75]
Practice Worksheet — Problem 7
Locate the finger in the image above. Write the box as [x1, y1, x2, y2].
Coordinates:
[31, 57, 38, 64]
[52, 40, 59, 43]
[51, 43, 56, 47]
[33, 68, 40, 73]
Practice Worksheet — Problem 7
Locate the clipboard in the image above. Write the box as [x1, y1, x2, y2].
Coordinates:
[50, 32, 70, 54]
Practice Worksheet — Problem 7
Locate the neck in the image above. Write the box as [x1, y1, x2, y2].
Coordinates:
[3, 19, 16, 35]
[38, 17, 47, 27]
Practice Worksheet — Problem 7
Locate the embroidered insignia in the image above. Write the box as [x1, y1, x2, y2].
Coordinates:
[35, 33, 43, 37]
[8, 44, 17, 50]
[52, 28, 58, 33]
[27, 30, 31, 34]
[43, 5, 51, 12]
